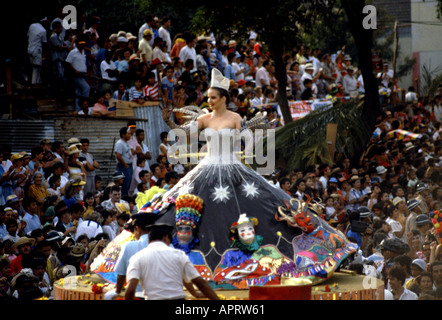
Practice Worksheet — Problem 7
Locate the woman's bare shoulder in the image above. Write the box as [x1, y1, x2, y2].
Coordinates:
[229, 110, 243, 120]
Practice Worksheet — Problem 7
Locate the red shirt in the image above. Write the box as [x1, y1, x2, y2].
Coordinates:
[11, 255, 23, 275]
[144, 82, 159, 101]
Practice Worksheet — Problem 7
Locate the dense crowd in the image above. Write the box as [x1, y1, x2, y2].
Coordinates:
[0, 12, 441, 300]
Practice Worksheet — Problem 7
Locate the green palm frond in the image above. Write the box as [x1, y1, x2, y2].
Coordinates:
[267, 99, 371, 171]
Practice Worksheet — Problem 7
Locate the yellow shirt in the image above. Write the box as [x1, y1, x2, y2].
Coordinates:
[138, 38, 152, 63]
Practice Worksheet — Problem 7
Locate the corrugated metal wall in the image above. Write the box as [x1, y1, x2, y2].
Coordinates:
[0, 120, 55, 153]
[0, 104, 169, 186]
[54, 117, 128, 185]
[133, 104, 170, 166]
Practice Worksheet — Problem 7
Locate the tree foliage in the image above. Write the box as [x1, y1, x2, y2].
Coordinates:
[266, 100, 371, 171]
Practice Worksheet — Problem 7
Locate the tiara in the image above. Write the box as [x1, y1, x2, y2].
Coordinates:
[210, 68, 230, 91]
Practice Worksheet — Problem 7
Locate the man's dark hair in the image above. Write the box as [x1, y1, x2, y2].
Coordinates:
[388, 266, 406, 285]
[135, 129, 144, 137]
[119, 127, 128, 138]
[139, 170, 149, 179]
[31, 146, 44, 158]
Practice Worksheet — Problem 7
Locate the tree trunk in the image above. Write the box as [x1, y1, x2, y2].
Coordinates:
[342, 0, 382, 130]
[265, 20, 293, 125]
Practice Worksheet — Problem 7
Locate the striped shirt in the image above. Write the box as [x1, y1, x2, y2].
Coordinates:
[128, 87, 145, 101]
[143, 82, 159, 101]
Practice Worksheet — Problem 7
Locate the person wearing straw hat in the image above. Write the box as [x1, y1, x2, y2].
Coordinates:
[10, 237, 35, 276]
[67, 145, 87, 183]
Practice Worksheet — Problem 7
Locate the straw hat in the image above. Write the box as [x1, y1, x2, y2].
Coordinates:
[12, 237, 35, 251]
[68, 145, 80, 155]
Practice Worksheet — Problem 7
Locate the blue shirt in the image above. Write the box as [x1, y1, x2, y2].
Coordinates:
[114, 234, 149, 276]
[23, 212, 42, 236]
[224, 63, 236, 80]
[161, 76, 175, 100]
[346, 229, 363, 248]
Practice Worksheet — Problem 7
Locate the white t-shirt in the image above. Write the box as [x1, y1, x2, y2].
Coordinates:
[343, 74, 358, 95]
[405, 91, 417, 103]
[179, 46, 197, 72]
[255, 66, 270, 88]
[158, 26, 171, 52]
[65, 47, 87, 73]
[75, 219, 103, 241]
[126, 241, 201, 300]
[100, 60, 117, 81]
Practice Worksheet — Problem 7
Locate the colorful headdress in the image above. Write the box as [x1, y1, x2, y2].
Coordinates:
[430, 210, 442, 240]
[175, 194, 204, 229]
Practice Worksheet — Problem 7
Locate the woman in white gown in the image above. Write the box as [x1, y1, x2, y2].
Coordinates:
[154, 69, 356, 281]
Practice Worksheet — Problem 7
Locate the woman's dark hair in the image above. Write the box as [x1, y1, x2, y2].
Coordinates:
[210, 87, 231, 105]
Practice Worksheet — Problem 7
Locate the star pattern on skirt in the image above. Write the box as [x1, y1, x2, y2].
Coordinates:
[242, 181, 259, 199]
[212, 184, 231, 203]
[178, 181, 194, 195]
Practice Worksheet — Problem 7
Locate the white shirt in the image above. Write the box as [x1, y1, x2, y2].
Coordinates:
[65, 47, 87, 73]
[138, 23, 149, 43]
[319, 176, 328, 190]
[100, 60, 117, 81]
[179, 46, 197, 72]
[255, 66, 270, 88]
[377, 69, 394, 88]
[343, 74, 358, 95]
[390, 288, 418, 300]
[405, 91, 417, 103]
[299, 72, 318, 96]
[27, 22, 47, 55]
[75, 219, 103, 241]
[126, 241, 201, 300]
[250, 96, 263, 108]
[232, 62, 244, 81]
[158, 26, 171, 52]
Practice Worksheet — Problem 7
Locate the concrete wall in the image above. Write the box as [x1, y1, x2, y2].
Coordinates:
[411, 0, 442, 93]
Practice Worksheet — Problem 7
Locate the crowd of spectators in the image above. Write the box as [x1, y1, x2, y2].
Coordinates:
[0, 11, 440, 300]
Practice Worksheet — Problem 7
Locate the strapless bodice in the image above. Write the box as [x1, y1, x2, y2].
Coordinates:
[200, 127, 242, 164]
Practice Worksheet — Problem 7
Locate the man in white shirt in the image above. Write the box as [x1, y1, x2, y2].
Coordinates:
[27, 18, 48, 84]
[179, 33, 197, 73]
[342, 66, 358, 96]
[405, 86, 418, 103]
[387, 266, 417, 300]
[310, 48, 322, 75]
[138, 15, 157, 45]
[299, 63, 320, 96]
[377, 63, 394, 88]
[100, 50, 118, 82]
[158, 17, 172, 53]
[255, 60, 271, 88]
[125, 223, 219, 300]
[65, 36, 90, 111]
